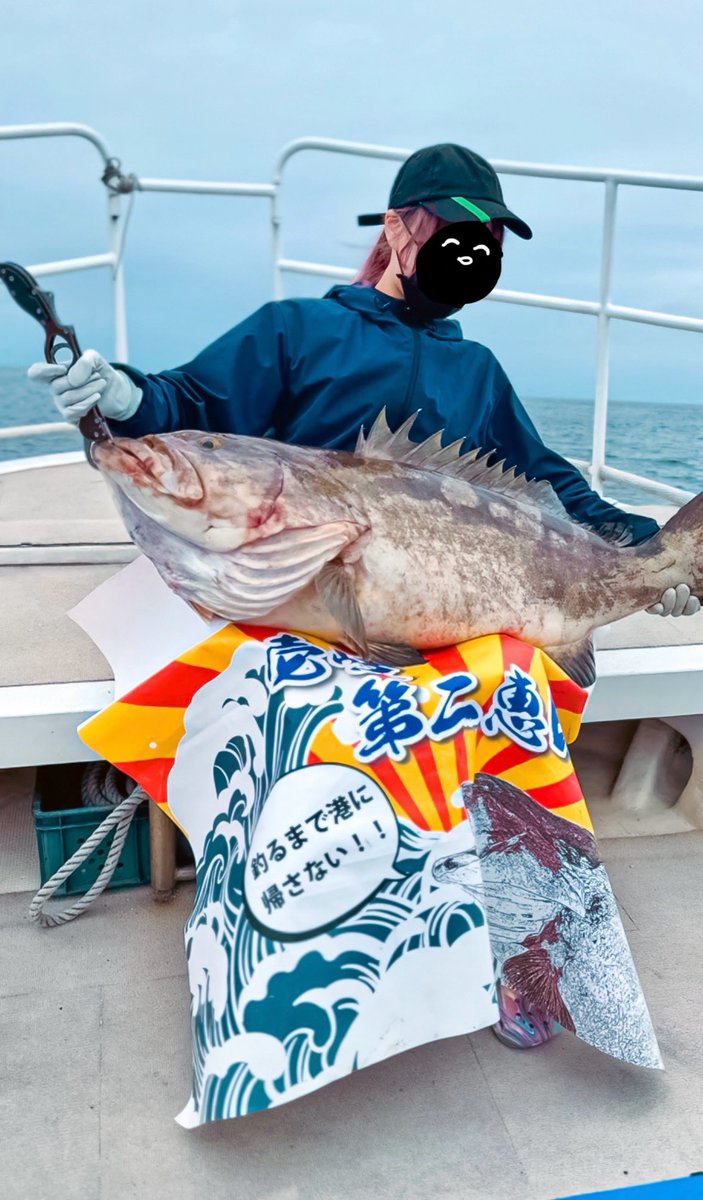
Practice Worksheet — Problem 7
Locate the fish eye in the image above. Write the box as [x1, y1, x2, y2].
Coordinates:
[441, 237, 461, 248]
[200, 437, 221, 450]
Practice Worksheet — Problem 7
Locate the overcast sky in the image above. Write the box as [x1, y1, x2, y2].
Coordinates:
[1, 0, 701, 407]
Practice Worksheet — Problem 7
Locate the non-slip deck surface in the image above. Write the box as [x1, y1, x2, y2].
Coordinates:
[1, 460, 131, 686]
[2, 832, 702, 1200]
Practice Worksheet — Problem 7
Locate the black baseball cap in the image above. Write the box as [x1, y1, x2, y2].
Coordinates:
[357, 142, 533, 240]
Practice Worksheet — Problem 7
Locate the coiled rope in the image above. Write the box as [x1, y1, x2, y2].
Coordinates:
[28, 765, 146, 929]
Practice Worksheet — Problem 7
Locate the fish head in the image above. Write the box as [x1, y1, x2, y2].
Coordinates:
[93, 432, 284, 553]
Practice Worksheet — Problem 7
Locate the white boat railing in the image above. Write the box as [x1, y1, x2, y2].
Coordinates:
[0, 124, 700, 504]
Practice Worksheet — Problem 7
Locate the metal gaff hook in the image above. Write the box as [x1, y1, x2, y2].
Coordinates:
[0, 261, 113, 466]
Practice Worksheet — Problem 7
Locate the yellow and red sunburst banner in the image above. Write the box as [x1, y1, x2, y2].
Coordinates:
[79, 624, 591, 840]
[78, 623, 667, 1131]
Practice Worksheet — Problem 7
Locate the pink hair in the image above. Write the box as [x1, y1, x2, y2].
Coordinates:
[351, 205, 505, 287]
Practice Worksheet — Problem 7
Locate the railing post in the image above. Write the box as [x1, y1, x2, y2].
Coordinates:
[108, 192, 129, 360]
[270, 183, 283, 301]
[591, 178, 618, 495]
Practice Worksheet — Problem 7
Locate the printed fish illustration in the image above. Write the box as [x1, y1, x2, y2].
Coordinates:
[433, 773, 663, 1069]
[92, 410, 703, 686]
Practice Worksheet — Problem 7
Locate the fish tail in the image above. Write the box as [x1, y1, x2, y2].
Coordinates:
[653, 490, 703, 596]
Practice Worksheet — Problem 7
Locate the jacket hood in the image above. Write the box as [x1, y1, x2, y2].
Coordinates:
[322, 283, 464, 341]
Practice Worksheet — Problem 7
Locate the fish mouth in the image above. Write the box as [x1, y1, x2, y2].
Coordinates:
[93, 435, 205, 504]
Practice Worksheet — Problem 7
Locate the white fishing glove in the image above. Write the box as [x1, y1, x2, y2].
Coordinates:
[646, 584, 701, 618]
[27, 349, 143, 426]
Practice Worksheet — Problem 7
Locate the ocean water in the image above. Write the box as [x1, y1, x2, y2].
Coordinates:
[0, 365, 700, 507]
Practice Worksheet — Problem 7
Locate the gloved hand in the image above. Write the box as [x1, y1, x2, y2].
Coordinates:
[27, 349, 143, 426]
[646, 584, 701, 618]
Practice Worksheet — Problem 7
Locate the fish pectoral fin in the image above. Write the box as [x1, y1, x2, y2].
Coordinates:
[315, 558, 370, 659]
[543, 635, 596, 689]
[219, 522, 367, 620]
[366, 640, 427, 668]
[313, 561, 427, 669]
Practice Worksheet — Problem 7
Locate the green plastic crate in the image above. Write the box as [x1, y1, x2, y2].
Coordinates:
[33, 788, 151, 897]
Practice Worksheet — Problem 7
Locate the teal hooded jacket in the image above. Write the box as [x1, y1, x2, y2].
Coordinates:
[110, 282, 659, 545]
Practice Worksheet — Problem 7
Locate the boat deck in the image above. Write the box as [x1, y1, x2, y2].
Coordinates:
[3, 828, 703, 1200]
[2, 455, 703, 1197]
[0, 456, 135, 690]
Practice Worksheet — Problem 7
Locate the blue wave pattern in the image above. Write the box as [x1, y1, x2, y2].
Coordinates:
[173, 644, 494, 1128]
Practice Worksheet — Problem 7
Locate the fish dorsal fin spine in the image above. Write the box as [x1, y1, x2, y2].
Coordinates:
[355, 409, 637, 542]
[355, 407, 572, 521]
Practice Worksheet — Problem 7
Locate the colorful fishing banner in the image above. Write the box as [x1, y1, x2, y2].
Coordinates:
[79, 623, 661, 1127]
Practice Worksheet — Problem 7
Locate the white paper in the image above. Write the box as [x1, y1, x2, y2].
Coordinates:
[68, 555, 226, 699]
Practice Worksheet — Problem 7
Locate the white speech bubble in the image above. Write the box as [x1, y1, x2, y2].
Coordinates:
[243, 763, 400, 939]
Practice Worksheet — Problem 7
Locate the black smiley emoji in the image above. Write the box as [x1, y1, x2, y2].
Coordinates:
[415, 220, 503, 307]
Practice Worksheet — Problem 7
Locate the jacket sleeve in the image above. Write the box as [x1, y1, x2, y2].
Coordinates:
[482, 357, 660, 547]
[106, 301, 289, 439]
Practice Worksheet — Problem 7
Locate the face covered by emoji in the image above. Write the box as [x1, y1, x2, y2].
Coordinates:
[415, 220, 503, 307]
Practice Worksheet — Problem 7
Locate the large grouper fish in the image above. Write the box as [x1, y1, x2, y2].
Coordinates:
[92, 410, 703, 687]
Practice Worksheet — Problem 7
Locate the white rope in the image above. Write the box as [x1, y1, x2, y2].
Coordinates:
[82, 761, 126, 806]
[28, 772, 148, 928]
